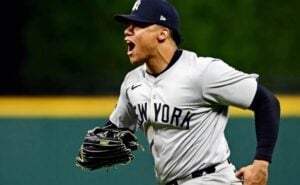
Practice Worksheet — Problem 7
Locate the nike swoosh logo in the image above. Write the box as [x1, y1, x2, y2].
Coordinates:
[131, 84, 142, 90]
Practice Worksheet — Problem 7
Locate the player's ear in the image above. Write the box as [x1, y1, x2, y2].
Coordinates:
[157, 27, 170, 42]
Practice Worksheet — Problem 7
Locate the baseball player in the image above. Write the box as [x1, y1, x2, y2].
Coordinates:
[103, 0, 281, 185]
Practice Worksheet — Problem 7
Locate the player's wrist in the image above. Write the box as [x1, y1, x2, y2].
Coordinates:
[253, 160, 269, 168]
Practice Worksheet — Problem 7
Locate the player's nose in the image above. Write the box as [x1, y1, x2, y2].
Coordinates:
[124, 24, 134, 36]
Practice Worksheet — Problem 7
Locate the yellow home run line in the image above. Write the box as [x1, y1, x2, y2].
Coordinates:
[0, 95, 298, 118]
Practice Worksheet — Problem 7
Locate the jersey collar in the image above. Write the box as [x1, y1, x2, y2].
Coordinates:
[147, 49, 183, 78]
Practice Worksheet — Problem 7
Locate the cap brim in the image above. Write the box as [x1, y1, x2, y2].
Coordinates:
[114, 14, 182, 45]
[114, 14, 154, 25]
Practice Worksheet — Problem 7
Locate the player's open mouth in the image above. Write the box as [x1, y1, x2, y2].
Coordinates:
[126, 40, 135, 55]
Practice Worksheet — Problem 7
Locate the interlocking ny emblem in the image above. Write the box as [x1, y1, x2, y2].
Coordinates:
[132, 0, 141, 11]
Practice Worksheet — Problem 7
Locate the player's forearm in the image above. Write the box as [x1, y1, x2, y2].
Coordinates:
[249, 84, 280, 162]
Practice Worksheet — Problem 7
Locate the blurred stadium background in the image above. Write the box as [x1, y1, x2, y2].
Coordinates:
[0, 0, 299, 185]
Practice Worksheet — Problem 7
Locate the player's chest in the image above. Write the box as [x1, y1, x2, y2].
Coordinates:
[126, 75, 201, 107]
[126, 74, 204, 128]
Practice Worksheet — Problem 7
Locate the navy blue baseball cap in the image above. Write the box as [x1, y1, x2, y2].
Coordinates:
[114, 0, 182, 45]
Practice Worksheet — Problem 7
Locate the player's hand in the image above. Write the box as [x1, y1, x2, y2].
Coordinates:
[235, 160, 269, 185]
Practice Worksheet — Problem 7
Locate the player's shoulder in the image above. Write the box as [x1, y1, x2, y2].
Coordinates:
[181, 49, 221, 62]
[180, 49, 226, 69]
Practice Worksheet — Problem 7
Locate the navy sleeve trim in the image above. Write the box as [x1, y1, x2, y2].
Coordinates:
[249, 84, 280, 163]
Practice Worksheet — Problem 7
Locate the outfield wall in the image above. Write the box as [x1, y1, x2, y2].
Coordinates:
[0, 96, 299, 185]
[0, 95, 299, 117]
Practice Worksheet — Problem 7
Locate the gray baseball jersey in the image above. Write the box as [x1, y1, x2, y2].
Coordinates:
[109, 49, 258, 184]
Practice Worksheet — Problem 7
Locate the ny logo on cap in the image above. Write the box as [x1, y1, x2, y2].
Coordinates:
[132, 0, 141, 11]
[160, 15, 167, 21]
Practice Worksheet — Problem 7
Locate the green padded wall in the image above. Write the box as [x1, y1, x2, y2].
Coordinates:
[0, 118, 298, 185]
